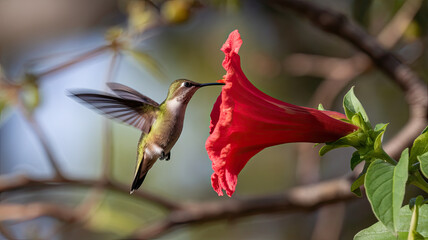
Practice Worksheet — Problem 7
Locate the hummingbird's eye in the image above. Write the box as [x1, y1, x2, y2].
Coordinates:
[183, 82, 191, 88]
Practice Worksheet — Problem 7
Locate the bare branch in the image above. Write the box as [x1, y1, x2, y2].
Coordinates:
[0, 203, 78, 222]
[0, 174, 358, 239]
[133, 176, 357, 239]
[0, 175, 180, 211]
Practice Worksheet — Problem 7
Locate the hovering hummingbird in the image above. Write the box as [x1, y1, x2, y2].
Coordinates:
[70, 79, 224, 193]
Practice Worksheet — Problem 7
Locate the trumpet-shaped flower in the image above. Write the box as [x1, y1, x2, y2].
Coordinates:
[206, 30, 358, 197]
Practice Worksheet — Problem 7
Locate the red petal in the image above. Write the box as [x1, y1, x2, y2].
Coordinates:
[206, 30, 358, 197]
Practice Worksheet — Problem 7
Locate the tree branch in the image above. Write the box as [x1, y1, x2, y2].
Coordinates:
[132, 175, 357, 239]
[0, 173, 358, 240]
[0, 175, 180, 211]
[0, 203, 79, 222]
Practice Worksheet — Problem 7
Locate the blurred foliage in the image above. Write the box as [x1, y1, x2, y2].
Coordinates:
[352, 0, 372, 28]
[0, 0, 427, 239]
[20, 74, 41, 113]
[126, 49, 166, 79]
[87, 192, 165, 236]
[161, 0, 192, 23]
[127, 0, 158, 32]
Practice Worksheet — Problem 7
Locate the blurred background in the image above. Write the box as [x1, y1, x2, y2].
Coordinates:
[0, 0, 427, 239]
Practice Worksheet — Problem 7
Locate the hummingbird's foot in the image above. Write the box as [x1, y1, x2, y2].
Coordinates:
[159, 151, 171, 161]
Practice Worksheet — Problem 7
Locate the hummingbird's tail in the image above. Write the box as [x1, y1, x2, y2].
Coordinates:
[130, 166, 147, 194]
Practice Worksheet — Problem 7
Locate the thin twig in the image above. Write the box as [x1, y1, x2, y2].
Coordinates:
[18, 106, 65, 179]
[36, 45, 110, 78]
[0, 175, 180, 211]
[101, 52, 121, 180]
[377, 0, 423, 48]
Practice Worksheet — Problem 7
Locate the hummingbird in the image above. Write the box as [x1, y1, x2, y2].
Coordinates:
[70, 79, 224, 193]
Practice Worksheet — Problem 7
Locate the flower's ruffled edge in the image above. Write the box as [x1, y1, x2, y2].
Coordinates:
[206, 30, 357, 196]
[207, 30, 242, 196]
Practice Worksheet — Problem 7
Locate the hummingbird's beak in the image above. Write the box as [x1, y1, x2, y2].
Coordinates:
[199, 82, 225, 87]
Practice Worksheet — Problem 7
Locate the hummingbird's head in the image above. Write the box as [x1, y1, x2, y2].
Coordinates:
[166, 79, 224, 104]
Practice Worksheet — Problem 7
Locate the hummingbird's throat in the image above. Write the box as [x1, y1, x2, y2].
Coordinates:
[166, 97, 186, 114]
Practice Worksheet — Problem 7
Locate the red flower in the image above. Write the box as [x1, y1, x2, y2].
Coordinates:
[205, 30, 358, 197]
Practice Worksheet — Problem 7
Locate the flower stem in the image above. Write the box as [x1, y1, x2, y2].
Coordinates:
[376, 148, 397, 165]
[410, 171, 428, 193]
[408, 202, 419, 240]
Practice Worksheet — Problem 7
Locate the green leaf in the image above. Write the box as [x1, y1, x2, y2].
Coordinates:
[319, 143, 347, 156]
[354, 204, 428, 240]
[372, 123, 388, 150]
[319, 130, 365, 156]
[343, 87, 371, 128]
[318, 103, 325, 111]
[351, 113, 366, 129]
[411, 231, 425, 240]
[351, 151, 363, 170]
[422, 126, 428, 134]
[373, 128, 386, 154]
[364, 149, 409, 233]
[410, 126, 428, 165]
[417, 152, 428, 178]
[351, 173, 365, 197]
[374, 123, 388, 133]
[352, 161, 370, 197]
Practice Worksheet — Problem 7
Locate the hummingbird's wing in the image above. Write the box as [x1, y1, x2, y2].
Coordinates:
[107, 82, 159, 107]
[70, 90, 159, 134]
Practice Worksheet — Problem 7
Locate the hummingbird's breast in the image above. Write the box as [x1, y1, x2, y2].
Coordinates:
[148, 101, 187, 154]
